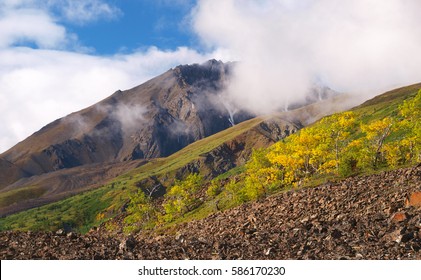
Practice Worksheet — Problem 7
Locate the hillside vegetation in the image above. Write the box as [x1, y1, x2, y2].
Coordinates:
[0, 84, 420, 234]
[122, 85, 421, 233]
[0, 115, 271, 232]
[2, 164, 420, 260]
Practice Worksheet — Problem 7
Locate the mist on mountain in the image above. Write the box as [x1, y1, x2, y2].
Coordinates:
[193, 0, 421, 115]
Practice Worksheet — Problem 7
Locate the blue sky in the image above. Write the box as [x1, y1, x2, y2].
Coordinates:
[7, 0, 199, 53]
[68, 1, 199, 54]
[1, 0, 420, 153]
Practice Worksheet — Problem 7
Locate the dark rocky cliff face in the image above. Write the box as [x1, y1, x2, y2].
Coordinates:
[0, 60, 254, 188]
[110, 59, 254, 160]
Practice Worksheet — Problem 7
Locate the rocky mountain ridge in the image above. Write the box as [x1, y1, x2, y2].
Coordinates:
[0, 60, 250, 187]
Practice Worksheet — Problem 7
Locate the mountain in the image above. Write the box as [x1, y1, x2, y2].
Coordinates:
[0, 60, 348, 217]
[0, 73, 419, 262]
[0, 60, 252, 188]
[0, 94, 355, 217]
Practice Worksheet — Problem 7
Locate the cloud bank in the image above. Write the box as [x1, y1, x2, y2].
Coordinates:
[193, 0, 421, 113]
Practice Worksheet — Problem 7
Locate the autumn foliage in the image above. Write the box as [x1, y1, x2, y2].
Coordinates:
[244, 90, 420, 196]
[124, 90, 420, 232]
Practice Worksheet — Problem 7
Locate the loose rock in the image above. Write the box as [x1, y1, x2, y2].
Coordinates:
[1, 165, 420, 260]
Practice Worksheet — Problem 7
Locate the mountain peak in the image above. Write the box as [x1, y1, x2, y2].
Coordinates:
[0, 59, 253, 190]
[172, 59, 231, 87]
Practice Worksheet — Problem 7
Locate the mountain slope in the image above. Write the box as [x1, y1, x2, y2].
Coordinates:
[0, 59, 347, 217]
[117, 82, 420, 234]
[0, 60, 252, 189]
[1, 165, 420, 259]
[0, 89, 357, 224]
[0, 77, 419, 259]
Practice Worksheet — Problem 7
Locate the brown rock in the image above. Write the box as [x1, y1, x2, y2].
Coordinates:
[382, 229, 402, 243]
[390, 212, 407, 223]
[401, 232, 415, 243]
[119, 235, 136, 252]
[406, 192, 421, 208]
[1, 165, 421, 260]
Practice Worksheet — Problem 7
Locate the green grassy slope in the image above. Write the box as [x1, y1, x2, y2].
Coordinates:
[0, 117, 266, 232]
[123, 116, 265, 178]
[1, 83, 419, 233]
[172, 84, 420, 225]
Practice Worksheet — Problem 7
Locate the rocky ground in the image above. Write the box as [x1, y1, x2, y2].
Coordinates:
[1, 165, 420, 260]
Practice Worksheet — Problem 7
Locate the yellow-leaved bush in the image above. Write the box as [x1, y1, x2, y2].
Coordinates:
[242, 91, 420, 199]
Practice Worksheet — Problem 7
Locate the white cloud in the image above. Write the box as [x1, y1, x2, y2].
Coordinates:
[0, 1, 118, 50]
[193, 0, 421, 114]
[0, 46, 220, 152]
[0, 0, 34, 9]
[0, 1, 122, 26]
[0, 0, 225, 153]
[57, 0, 122, 24]
[0, 8, 68, 49]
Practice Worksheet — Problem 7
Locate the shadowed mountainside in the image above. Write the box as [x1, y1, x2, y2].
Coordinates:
[0, 60, 253, 189]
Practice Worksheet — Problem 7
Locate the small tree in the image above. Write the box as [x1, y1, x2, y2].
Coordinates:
[225, 178, 245, 204]
[206, 178, 223, 198]
[320, 111, 356, 172]
[360, 117, 393, 167]
[124, 191, 157, 233]
[161, 173, 203, 222]
[397, 90, 421, 162]
[243, 148, 281, 199]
